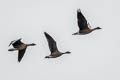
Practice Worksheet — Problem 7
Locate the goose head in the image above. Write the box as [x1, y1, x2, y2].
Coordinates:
[95, 27, 102, 30]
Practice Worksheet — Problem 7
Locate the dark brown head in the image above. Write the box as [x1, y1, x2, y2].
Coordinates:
[30, 43, 36, 46]
[95, 27, 102, 30]
[27, 43, 36, 46]
[63, 51, 71, 54]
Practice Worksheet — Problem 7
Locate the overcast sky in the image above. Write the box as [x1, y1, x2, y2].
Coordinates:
[0, 0, 119, 80]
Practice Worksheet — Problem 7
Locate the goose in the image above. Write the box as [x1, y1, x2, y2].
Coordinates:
[44, 32, 71, 58]
[8, 38, 36, 62]
[72, 9, 101, 35]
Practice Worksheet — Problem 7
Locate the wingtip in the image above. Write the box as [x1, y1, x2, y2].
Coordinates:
[18, 57, 22, 63]
[77, 8, 81, 12]
[18, 58, 22, 62]
[44, 32, 49, 36]
[18, 38, 22, 41]
[8, 44, 11, 47]
[18, 60, 21, 63]
[8, 40, 14, 47]
[44, 32, 46, 34]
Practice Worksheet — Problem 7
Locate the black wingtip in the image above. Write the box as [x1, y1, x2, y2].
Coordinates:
[44, 32, 49, 37]
[18, 58, 22, 63]
[44, 32, 48, 34]
[44, 32, 46, 34]
[8, 41, 13, 47]
[18, 38, 22, 41]
[8, 40, 15, 47]
[18, 60, 21, 63]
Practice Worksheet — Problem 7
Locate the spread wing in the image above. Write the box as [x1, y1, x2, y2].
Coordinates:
[18, 48, 26, 62]
[77, 9, 89, 31]
[44, 32, 58, 53]
[8, 40, 16, 47]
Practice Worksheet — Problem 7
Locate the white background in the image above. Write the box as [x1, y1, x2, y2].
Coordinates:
[0, 0, 119, 80]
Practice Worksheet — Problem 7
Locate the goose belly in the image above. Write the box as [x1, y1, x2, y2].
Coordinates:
[51, 52, 62, 57]
[80, 29, 92, 34]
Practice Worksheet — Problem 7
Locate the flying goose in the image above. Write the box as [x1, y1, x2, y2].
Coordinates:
[8, 38, 36, 62]
[44, 32, 71, 58]
[72, 9, 101, 35]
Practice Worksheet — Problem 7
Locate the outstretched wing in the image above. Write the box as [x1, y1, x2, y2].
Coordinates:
[9, 40, 16, 47]
[44, 32, 58, 53]
[12, 38, 23, 48]
[18, 48, 26, 62]
[77, 9, 89, 31]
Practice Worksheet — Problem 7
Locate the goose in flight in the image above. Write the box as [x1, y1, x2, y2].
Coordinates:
[44, 32, 71, 58]
[8, 38, 36, 62]
[72, 9, 101, 35]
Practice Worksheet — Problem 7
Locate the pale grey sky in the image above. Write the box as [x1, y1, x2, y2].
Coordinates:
[0, 0, 119, 80]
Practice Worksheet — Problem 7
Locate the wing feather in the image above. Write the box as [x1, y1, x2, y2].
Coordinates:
[77, 9, 89, 31]
[44, 32, 58, 54]
[18, 48, 26, 62]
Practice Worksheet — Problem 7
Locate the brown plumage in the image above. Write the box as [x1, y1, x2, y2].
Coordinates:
[8, 38, 36, 62]
[44, 32, 71, 58]
[72, 9, 101, 35]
